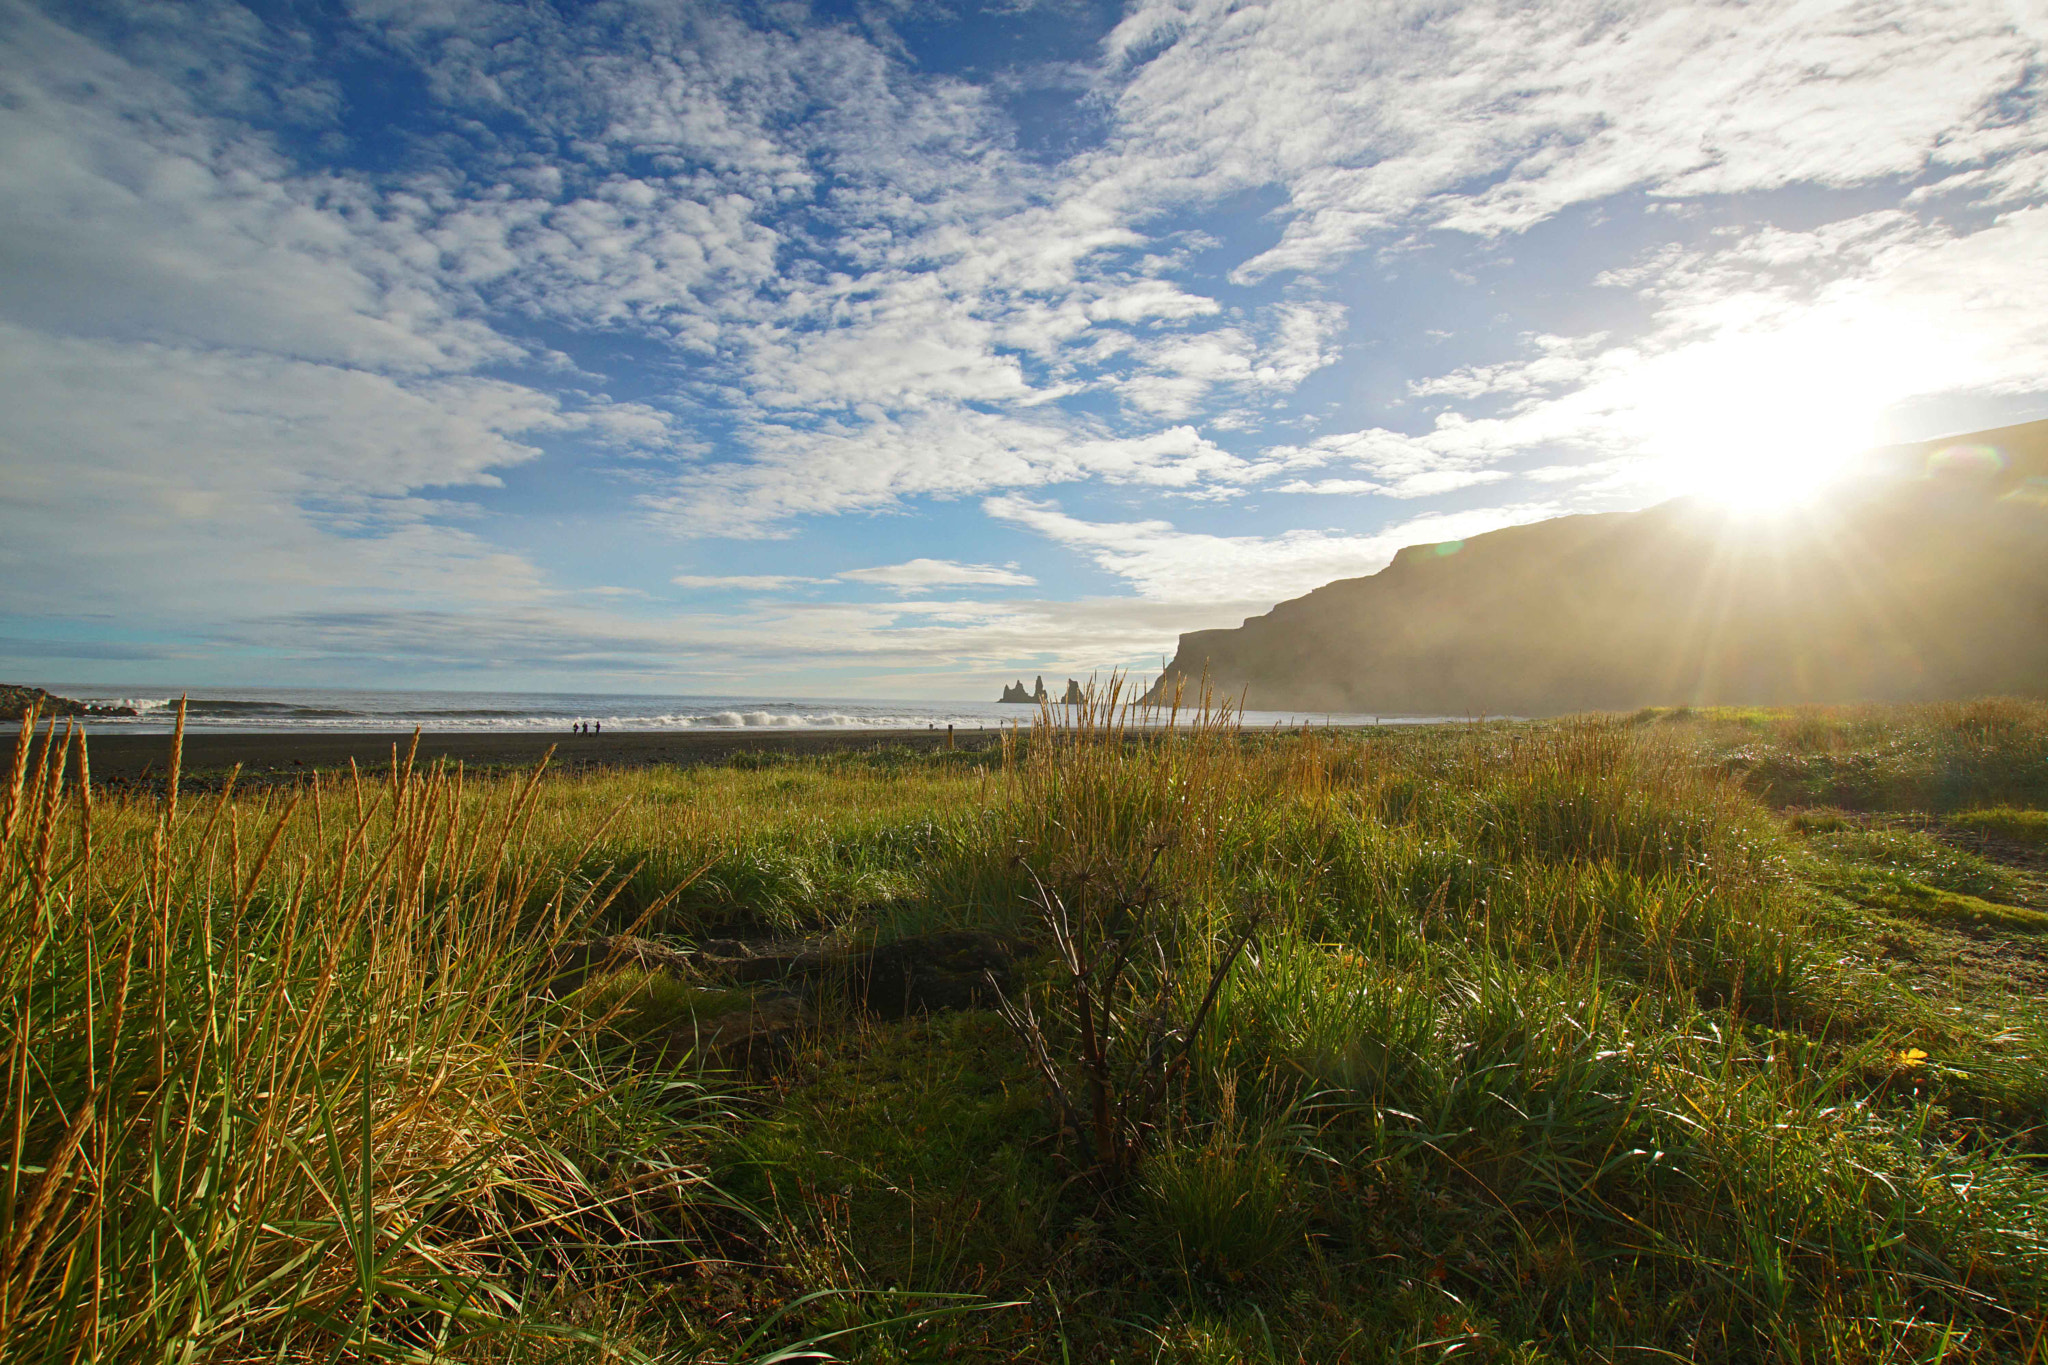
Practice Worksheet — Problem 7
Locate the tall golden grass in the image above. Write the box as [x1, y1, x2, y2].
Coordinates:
[0, 705, 728, 1363]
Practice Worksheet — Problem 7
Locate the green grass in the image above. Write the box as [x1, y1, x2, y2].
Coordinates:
[1832, 868, 2048, 932]
[1950, 805, 2048, 847]
[9, 698, 2048, 1360]
[1801, 824, 2022, 901]
[567, 968, 765, 1039]
[1673, 697, 2048, 812]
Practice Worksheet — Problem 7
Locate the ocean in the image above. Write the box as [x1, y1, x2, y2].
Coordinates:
[41, 684, 1443, 734]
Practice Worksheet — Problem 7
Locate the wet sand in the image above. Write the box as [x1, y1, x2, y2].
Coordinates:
[78, 727, 1011, 786]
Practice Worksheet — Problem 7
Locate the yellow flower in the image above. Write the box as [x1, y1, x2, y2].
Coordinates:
[1892, 1047, 1929, 1070]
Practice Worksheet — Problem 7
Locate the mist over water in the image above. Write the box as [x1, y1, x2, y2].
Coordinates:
[44, 685, 1450, 735]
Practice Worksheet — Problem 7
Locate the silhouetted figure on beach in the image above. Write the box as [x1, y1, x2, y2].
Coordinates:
[594, 721, 601, 735]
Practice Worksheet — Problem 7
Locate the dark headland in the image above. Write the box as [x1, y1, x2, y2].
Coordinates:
[1146, 417, 2048, 715]
[0, 684, 135, 721]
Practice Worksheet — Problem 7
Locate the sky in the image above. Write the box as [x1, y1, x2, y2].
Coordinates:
[1, 0, 2045, 699]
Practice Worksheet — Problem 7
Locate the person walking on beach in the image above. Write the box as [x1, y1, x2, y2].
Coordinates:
[594, 721, 601, 735]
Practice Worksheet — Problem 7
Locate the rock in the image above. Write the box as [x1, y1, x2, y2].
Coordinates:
[999, 680, 1032, 703]
[860, 929, 1017, 1018]
[0, 685, 137, 722]
[549, 929, 1020, 1022]
[1060, 678, 1085, 705]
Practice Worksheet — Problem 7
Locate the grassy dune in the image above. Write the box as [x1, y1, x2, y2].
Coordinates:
[6, 698, 2048, 1361]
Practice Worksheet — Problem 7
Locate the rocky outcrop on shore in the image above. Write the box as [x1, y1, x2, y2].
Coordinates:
[0, 685, 136, 722]
[1144, 417, 2048, 715]
[999, 676, 1051, 703]
[999, 676, 1089, 704]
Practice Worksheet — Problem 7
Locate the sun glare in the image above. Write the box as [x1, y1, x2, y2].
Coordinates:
[1623, 318, 1902, 515]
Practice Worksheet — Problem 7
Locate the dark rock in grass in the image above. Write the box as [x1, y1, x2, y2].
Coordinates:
[694, 994, 806, 1075]
[859, 930, 1018, 1018]
[713, 929, 1017, 1019]
[548, 929, 1019, 1020]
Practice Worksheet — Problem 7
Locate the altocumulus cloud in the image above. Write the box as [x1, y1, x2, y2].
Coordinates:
[0, 0, 2043, 693]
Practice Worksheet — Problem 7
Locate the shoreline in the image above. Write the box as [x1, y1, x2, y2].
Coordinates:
[67, 727, 1015, 786]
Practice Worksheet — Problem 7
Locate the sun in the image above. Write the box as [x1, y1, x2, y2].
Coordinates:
[1619, 316, 1902, 515]
[1666, 429, 1862, 513]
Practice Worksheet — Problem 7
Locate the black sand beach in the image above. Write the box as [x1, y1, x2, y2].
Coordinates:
[77, 726, 1011, 786]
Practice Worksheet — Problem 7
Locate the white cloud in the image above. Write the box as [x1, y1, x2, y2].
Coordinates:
[1275, 479, 1386, 497]
[1086, 279, 1222, 323]
[1110, 304, 1344, 420]
[0, 323, 572, 615]
[836, 559, 1037, 592]
[1408, 333, 1606, 401]
[985, 494, 1559, 605]
[0, 6, 512, 373]
[674, 560, 1040, 594]
[1259, 301, 1346, 387]
[1253, 423, 1534, 499]
[1089, 0, 2043, 279]
[671, 574, 830, 591]
[648, 407, 1250, 536]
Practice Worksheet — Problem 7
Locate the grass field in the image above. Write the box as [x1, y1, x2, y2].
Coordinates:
[6, 696, 2048, 1362]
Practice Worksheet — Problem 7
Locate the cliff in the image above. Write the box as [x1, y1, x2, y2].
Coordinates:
[1145, 418, 2048, 715]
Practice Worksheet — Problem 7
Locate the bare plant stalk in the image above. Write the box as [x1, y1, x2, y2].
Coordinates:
[995, 843, 1259, 1186]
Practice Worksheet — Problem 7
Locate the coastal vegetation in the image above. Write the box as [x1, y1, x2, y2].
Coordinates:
[5, 696, 2048, 1361]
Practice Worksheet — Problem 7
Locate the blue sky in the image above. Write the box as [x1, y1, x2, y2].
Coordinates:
[2, 0, 2044, 697]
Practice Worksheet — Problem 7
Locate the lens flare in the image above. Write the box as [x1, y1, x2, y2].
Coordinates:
[2003, 475, 2048, 508]
[1926, 443, 2007, 478]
